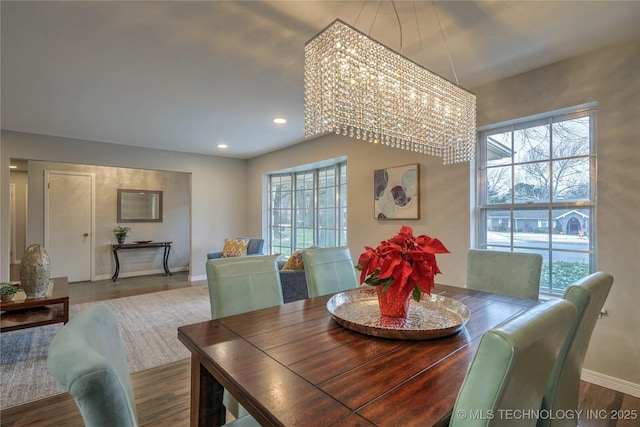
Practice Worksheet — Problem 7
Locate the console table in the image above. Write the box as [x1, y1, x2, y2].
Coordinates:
[111, 241, 172, 282]
[1, 277, 69, 333]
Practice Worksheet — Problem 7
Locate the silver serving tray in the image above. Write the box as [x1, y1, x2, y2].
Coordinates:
[327, 287, 470, 340]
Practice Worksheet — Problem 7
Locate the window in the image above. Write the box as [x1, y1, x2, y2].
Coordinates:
[476, 106, 596, 294]
[268, 161, 347, 256]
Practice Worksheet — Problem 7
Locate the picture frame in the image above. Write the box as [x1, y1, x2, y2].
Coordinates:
[117, 189, 163, 223]
[374, 163, 420, 219]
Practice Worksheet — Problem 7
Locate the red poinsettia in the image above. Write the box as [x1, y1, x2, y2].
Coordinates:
[356, 225, 449, 301]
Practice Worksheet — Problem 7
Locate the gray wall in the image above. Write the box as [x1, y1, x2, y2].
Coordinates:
[0, 130, 248, 280]
[25, 161, 190, 279]
[473, 37, 640, 390]
[246, 134, 471, 289]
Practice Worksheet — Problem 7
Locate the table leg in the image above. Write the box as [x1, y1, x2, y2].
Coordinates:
[111, 248, 120, 282]
[190, 356, 225, 427]
[63, 299, 69, 324]
[163, 245, 172, 276]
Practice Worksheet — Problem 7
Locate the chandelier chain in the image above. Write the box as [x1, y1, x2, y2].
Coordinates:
[431, 1, 459, 85]
[413, 1, 426, 65]
[368, 1, 383, 35]
[354, 0, 367, 28]
[391, 1, 403, 54]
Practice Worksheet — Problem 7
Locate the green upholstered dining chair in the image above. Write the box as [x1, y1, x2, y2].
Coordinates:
[466, 249, 543, 300]
[206, 255, 284, 319]
[47, 304, 138, 427]
[206, 255, 283, 422]
[538, 272, 614, 427]
[450, 299, 576, 427]
[301, 246, 358, 298]
[48, 304, 257, 427]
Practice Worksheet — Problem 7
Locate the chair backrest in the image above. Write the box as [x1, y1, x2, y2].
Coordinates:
[466, 249, 543, 300]
[47, 304, 137, 427]
[205, 255, 283, 320]
[538, 272, 613, 427]
[301, 246, 358, 298]
[451, 299, 576, 427]
[205, 255, 283, 419]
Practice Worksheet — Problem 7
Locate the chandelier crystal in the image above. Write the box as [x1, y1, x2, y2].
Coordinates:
[304, 19, 476, 164]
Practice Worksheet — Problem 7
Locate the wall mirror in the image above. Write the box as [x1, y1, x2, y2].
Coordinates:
[117, 189, 163, 222]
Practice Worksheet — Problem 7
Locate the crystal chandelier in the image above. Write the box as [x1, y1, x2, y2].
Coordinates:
[304, 19, 476, 164]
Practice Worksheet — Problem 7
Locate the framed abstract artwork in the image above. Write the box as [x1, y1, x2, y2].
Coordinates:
[374, 164, 420, 219]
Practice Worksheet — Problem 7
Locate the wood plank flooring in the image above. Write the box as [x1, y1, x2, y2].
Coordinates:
[1, 273, 638, 426]
[1, 359, 192, 427]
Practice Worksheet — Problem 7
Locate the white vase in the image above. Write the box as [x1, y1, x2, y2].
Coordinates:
[19, 244, 51, 298]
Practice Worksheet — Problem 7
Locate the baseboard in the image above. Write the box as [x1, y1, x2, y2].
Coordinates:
[93, 266, 189, 282]
[189, 274, 207, 281]
[582, 369, 640, 398]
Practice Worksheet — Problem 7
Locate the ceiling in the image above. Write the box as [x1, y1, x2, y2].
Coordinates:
[2, 1, 639, 159]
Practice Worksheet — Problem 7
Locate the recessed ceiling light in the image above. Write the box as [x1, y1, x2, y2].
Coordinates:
[9, 165, 17, 169]
[273, 118, 287, 124]
[217, 144, 228, 149]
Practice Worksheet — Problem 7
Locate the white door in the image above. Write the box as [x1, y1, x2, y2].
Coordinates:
[45, 171, 94, 282]
[10, 184, 16, 263]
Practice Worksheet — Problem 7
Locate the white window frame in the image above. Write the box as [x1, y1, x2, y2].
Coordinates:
[474, 104, 597, 295]
[267, 160, 347, 256]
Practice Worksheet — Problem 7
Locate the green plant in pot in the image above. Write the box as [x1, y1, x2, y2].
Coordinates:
[1, 284, 18, 302]
[113, 226, 132, 244]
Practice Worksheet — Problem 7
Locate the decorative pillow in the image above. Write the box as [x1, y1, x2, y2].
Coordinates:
[282, 250, 305, 270]
[221, 238, 249, 258]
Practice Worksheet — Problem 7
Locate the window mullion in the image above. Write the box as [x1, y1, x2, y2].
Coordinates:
[477, 106, 596, 295]
[291, 172, 297, 251]
[313, 169, 318, 246]
[268, 160, 347, 255]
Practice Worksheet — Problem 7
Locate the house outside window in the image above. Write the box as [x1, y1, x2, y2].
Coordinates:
[268, 161, 347, 256]
[476, 105, 596, 294]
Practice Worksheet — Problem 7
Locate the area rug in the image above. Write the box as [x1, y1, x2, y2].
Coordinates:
[0, 286, 211, 409]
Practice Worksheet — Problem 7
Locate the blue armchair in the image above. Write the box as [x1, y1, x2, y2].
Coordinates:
[207, 238, 264, 260]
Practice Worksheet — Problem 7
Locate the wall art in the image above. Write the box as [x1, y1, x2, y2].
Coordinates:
[374, 164, 420, 219]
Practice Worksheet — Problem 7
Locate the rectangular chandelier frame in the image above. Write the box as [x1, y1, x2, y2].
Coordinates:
[304, 19, 476, 164]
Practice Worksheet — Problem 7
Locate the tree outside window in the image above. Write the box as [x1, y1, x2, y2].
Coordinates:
[478, 107, 596, 294]
[268, 161, 347, 256]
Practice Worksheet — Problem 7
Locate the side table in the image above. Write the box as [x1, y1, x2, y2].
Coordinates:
[0, 277, 70, 333]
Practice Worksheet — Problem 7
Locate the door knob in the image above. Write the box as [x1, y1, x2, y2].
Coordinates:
[83, 233, 89, 237]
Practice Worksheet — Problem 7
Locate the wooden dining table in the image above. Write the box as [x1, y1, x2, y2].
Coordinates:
[177, 284, 539, 427]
